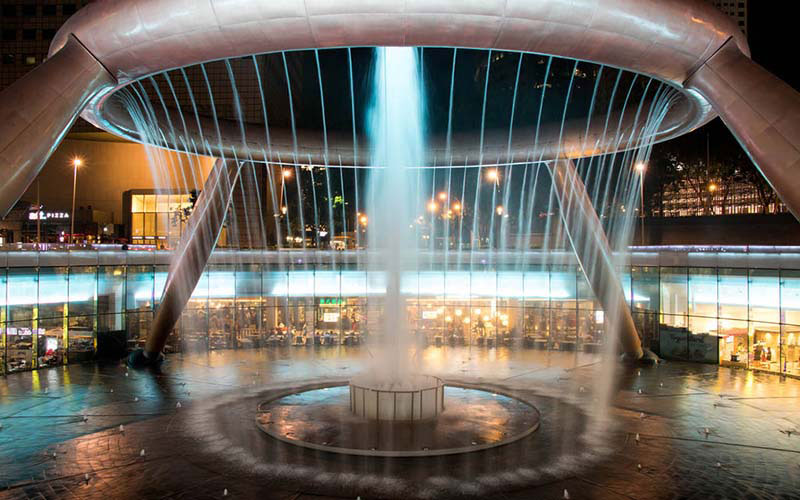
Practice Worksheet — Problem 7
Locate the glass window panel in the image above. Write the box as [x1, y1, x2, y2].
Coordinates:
[689, 267, 717, 320]
[717, 268, 747, 321]
[719, 319, 748, 367]
[69, 266, 96, 318]
[660, 267, 687, 325]
[156, 194, 169, 213]
[180, 306, 208, 352]
[38, 316, 66, 367]
[168, 194, 183, 213]
[314, 265, 341, 299]
[38, 267, 67, 320]
[7, 268, 37, 323]
[144, 194, 156, 212]
[444, 267, 470, 305]
[68, 315, 94, 362]
[236, 264, 262, 301]
[156, 213, 169, 237]
[126, 265, 153, 311]
[144, 213, 156, 236]
[153, 265, 169, 307]
[263, 267, 288, 308]
[98, 266, 125, 322]
[6, 321, 34, 372]
[132, 213, 144, 237]
[632, 266, 659, 313]
[131, 194, 145, 213]
[748, 269, 779, 324]
[418, 271, 445, 300]
[750, 322, 780, 372]
[783, 324, 800, 376]
[0, 324, 5, 376]
[782, 270, 800, 326]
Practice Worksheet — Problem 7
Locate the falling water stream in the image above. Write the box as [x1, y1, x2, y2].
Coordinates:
[117, 45, 678, 409]
[363, 47, 427, 385]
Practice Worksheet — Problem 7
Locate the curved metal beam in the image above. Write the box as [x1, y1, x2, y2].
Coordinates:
[686, 39, 800, 222]
[99, 87, 691, 166]
[48, 0, 745, 145]
[548, 158, 643, 359]
[0, 36, 114, 218]
[134, 158, 243, 364]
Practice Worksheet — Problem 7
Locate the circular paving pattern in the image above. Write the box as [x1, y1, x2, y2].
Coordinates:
[255, 383, 540, 457]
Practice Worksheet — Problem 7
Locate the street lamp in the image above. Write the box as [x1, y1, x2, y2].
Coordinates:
[485, 169, 499, 184]
[276, 168, 293, 217]
[495, 205, 504, 216]
[437, 191, 447, 202]
[427, 200, 438, 213]
[70, 157, 83, 245]
[635, 162, 646, 246]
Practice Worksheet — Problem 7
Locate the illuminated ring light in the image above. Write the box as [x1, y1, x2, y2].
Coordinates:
[49, 0, 747, 167]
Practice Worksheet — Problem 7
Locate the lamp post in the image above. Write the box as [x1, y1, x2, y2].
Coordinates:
[70, 158, 82, 245]
[635, 162, 646, 246]
[277, 168, 292, 217]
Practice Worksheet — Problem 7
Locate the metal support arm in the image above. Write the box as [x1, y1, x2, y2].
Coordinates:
[687, 39, 800, 222]
[548, 159, 644, 360]
[131, 158, 242, 366]
[0, 35, 114, 218]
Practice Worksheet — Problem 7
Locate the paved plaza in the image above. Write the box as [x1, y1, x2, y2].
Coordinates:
[0, 347, 798, 499]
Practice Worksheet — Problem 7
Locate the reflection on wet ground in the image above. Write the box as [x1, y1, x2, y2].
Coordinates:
[256, 384, 540, 455]
[0, 346, 798, 499]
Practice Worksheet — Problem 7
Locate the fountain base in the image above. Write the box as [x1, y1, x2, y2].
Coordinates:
[256, 382, 540, 457]
[349, 375, 444, 421]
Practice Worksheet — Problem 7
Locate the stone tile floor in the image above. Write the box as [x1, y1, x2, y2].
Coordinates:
[0, 346, 798, 499]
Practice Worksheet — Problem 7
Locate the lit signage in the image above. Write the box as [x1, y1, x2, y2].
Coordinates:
[319, 298, 345, 305]
[29, 211, 69, 220]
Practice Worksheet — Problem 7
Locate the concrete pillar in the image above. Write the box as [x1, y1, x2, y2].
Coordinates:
[686, 39, 800, 222]
[547, 159, 644, 360]
[0, 35, 114, 218]
[130, 158, 243, 367]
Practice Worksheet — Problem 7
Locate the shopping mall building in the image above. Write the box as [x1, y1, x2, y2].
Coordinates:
[1, 245, 798, 377]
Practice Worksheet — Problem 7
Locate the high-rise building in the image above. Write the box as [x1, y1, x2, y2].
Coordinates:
[0, 1, 93, 92]
[708, 0, 748, 37]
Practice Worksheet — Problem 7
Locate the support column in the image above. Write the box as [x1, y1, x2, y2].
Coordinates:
[129, 158, 243, 367]
[686, 39, 800, 221]
[0, 35, 114, 218]
[547, 159, 644, 360]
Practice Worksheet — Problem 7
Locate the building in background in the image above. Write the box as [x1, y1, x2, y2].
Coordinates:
[708, 0, 748, 37]
[659, 178, 786, 217]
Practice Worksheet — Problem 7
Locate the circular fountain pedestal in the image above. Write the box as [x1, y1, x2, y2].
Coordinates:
[349, 375, 444, 421]
[256, 381, 540, 457]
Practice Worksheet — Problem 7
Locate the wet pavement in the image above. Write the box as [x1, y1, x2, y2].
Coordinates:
[0, 346, 798, 499]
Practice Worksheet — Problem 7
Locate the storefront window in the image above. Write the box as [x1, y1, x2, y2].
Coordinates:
[719, 319, 748, 367]
[750, 322, 780, 372]
[689, 267, 717, 331]
[208, 264, 235, 349]
[718, 268, 747, 322]
[0, 268, 5, 375]
[68, 266, 96, 362]
[660, 267, 687, 328]
[126, 264, 154, 345]
[550, 266, 577, 349]
[97, 266, 125, 333]
[782, 323, 800, 376]
[38, 267, 67, 367]
[750, 269, 779, 324]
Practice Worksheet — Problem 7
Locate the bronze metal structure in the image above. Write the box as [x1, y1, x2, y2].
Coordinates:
[0, 0, 797, 361]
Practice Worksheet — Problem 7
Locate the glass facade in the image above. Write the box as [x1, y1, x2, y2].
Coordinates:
[1, 251, 800, 378]
[130, 193, 193, 248]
